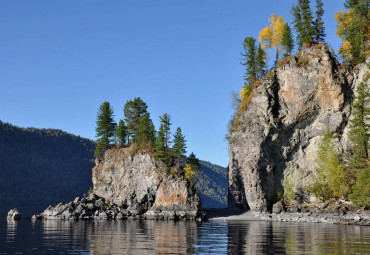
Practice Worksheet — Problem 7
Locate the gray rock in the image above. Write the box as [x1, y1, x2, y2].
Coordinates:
[228, 45, 370, 212]
[7, 208, 21, 220]
[272, 201, 285, 214]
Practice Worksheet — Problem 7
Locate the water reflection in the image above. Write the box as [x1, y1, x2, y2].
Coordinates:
[1, 219, 370, 254]
[227, 221, 370, 255]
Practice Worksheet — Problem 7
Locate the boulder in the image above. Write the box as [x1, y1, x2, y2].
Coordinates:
[272, 201, 285, 214]
[7, 208, 21, 220]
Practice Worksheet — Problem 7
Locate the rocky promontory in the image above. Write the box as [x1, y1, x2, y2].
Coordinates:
[228, 44, 369, 213]
[34, 148, 204, 221]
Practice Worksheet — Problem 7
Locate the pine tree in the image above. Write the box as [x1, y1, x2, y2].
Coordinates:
[95, 102, 116, 158]
[311, 130, 350, 200]
[123, 97, 148, 143]
[281, 23, 294, 57]
[256, 44, 267, 80]
[156, 113, 172, 151]
[241, 37, 257, 87]
[291, 0, 315, 48]
[348, 82, 370, 171]
[187, 152, 200, 171]
[314, 0, 326, 42]
[301, 0, 315, 44]
[133, 113, 156, 146]
[154, 113, 175, 168]
[115, 119, 127, 147]
[173, 127, 187, 156]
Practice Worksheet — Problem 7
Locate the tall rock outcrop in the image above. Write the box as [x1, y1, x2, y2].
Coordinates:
[228, 45, 369, 212]
[92, 148, 202, 220]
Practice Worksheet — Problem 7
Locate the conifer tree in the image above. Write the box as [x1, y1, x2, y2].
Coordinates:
[241, 37, 257, 87]
[314, 0, 326, 42]
[256, 44, 267, 79]
[154, 113, 174, 167]
[133, 113, 156, 146]
[311, 130, 350, 200]
[291, 0, 315, 48]
[348, 82, 370, 171]
[115, 119, 127, 147]
[123, 97, 148, 143]
[281, 23, 295, 57]
[95, 102, 116, 158]
[187, 152, 200, 171]
[173, 127, 187, 156]
[156, 113, 172, 151]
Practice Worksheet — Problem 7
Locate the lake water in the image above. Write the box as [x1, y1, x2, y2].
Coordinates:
[1, 208, 370, 254]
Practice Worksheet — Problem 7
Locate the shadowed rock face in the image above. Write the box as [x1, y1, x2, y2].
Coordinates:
[228, 45, 369, 212]
[92, 149, 202, 220]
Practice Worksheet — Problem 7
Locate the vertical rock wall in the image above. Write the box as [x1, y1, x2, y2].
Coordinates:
[228, 45, 369, 212]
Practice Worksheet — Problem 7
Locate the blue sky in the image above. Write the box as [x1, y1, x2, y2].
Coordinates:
[0, 0, 345, 167]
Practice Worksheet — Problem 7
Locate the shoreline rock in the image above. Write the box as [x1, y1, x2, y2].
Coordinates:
[7, 208, 21, 220]
[207, 208, 370, 226]
[30, 150, 205, 221]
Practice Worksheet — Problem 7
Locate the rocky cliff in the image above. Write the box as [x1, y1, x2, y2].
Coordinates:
[228, 44, 369, 212]
[92, 148, 203, 220]
[36, 148, 203, 221]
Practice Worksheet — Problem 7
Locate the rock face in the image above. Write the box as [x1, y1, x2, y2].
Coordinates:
[34, 149, 203, 221]
[7, 208, 21, 220]
[228, 44, 370, 212]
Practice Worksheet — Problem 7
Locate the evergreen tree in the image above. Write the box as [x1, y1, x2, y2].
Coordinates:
[115, 119, 127, 147]
[95, 102, 116, 158]
[281, 23, 295, 57]
[256, 44, 267, 79]
[154, 113, 175, 168]
[187, 152, 200, 171]
[133, 113, 156, 146]
[156, 113, 172, 151]
[348, 82, 370, 171]
[314, 0, 326, 42]
[241, 37, 257, 87]
[123, 97, 148, 143]
[173, 127, 187, 156]
[311, 130, 350, 200]
[291, 0, 315, 48]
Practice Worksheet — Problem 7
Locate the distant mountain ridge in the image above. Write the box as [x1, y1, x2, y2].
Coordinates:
[0, 121, 228, 208]
[0, 121, 95, 206]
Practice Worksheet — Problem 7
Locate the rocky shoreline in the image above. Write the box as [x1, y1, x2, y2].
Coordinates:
[206, 201, 370, 226]
[25, 193, 205, 221]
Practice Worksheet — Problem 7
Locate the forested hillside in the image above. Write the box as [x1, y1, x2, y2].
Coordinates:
[0, 121, 228, 208]
[0, 121, 95, 206]
[195, 161, 228, 208]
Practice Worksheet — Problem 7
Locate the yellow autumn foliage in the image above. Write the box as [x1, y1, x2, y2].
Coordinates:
[184, 163, 195, 180]
[258, 13, 285, 51]
[335, 10, 353, 42]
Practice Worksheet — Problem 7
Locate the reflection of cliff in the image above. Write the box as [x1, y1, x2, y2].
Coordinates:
[227, 221, 370, 254]
[16, 220, 368, 254]
[40, 220, 198, 254]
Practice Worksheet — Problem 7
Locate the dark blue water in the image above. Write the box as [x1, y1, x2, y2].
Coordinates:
[1, 208, 370, 254]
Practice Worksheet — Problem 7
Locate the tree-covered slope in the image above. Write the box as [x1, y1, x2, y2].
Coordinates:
[195, 160, 228, 208]
[0, 121, 95, 206]
[0, 120, 228, 208]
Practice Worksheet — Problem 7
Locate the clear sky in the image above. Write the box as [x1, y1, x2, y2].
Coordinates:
[0, 0, 345, 167]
